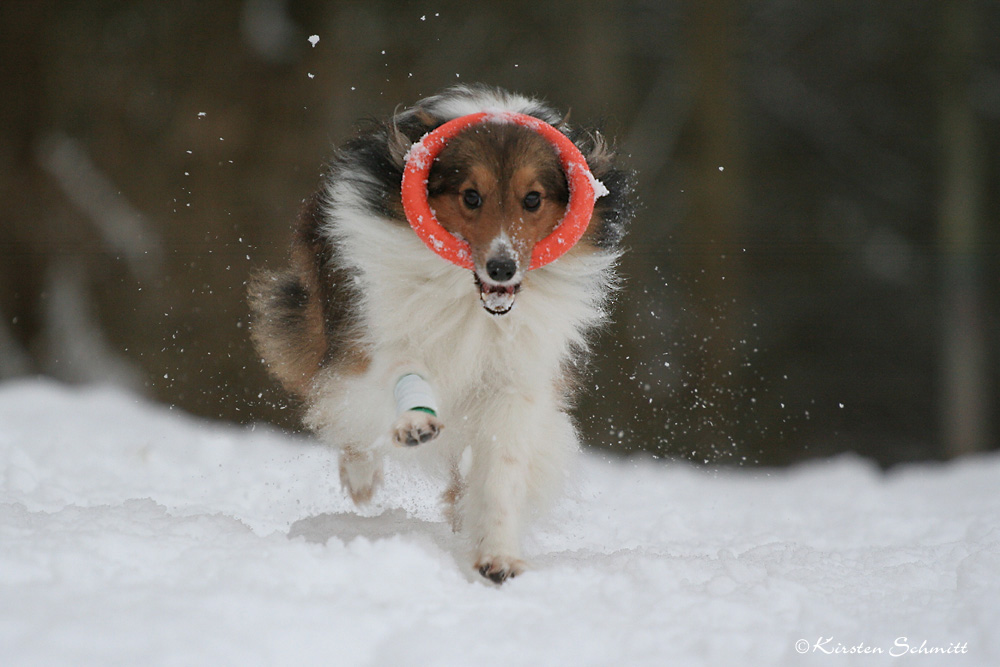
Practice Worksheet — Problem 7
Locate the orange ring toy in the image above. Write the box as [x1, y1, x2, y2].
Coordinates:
[401, 111, 598, 270]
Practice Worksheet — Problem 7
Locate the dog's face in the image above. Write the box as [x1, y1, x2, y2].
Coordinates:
[427, 123, 569, 315]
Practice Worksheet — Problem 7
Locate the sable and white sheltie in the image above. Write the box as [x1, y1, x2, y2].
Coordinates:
[249, 85, 633, 583]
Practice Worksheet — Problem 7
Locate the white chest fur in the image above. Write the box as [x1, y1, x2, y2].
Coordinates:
[323, 193, 617, 416]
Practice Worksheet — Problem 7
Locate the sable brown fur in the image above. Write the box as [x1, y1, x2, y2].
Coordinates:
[248, 192, 366, 397]
[428, 124, 569, 271]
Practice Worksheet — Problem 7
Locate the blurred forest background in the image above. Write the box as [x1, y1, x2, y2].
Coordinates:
[1, 0, 997, 467]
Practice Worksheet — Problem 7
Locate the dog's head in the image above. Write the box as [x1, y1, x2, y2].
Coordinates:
[377, 86, 633, 315]
[426, 123, 569, 315]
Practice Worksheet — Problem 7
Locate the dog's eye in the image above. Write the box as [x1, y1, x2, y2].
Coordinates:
[462, 189, 482, 210]
[522, 191, 542, 212]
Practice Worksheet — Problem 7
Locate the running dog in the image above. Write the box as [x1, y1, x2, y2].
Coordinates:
[249, 85, 633, 583]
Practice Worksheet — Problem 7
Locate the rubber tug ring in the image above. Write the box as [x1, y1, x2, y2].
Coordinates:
[401, 111, 603, 270]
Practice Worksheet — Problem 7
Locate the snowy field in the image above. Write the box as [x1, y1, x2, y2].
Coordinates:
[1, 379, 997, 666]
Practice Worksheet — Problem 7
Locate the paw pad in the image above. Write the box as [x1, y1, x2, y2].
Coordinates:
[391, 410, 443, 447]
[475, 558, 526, 584]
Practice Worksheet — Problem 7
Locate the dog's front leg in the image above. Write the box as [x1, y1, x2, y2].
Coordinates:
[468, 452, 529, 584]
[325, 367, 442, 506]
[463, 395, 575, 584]
[390, 372, 444, 447]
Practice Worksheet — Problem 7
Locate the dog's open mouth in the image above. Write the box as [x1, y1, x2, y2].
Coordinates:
[475, 275, 519, 315]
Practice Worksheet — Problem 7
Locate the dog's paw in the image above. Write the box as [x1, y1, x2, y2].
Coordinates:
[475, 556, 526, 585]
[339, 448, 383, 506]
[391, 410, 443, 447]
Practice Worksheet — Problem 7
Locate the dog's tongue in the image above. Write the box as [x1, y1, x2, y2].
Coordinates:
[480, 283, 516, 315]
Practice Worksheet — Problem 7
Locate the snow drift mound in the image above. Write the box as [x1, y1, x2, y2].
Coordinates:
[1, 379, 997, 666]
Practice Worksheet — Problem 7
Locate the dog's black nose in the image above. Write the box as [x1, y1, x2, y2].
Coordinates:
[486, 257, 517, 283]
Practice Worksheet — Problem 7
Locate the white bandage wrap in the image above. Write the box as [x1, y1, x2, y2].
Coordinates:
[394, 374, 439, 417]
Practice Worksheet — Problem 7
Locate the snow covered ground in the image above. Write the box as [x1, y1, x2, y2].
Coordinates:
[1, 379, 997, 666]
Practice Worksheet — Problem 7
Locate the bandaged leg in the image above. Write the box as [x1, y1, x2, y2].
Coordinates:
[391, 373, 443, 447]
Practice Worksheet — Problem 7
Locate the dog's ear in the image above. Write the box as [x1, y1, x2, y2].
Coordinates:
[577, 129, 614, 176]
[556, 108, 572, 132]
[387, 108, 442, 167]
[412, 109, 438, 130]
[558, 111, 616, 176]
[387, 120, 411, 168]
[571, 126, 635, 250]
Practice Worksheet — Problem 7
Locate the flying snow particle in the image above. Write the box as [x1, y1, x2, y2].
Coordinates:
[308, 35, 320, 48]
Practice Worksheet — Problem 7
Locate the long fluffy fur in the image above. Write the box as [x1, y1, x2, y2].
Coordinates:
[249, 85, 634, 582]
